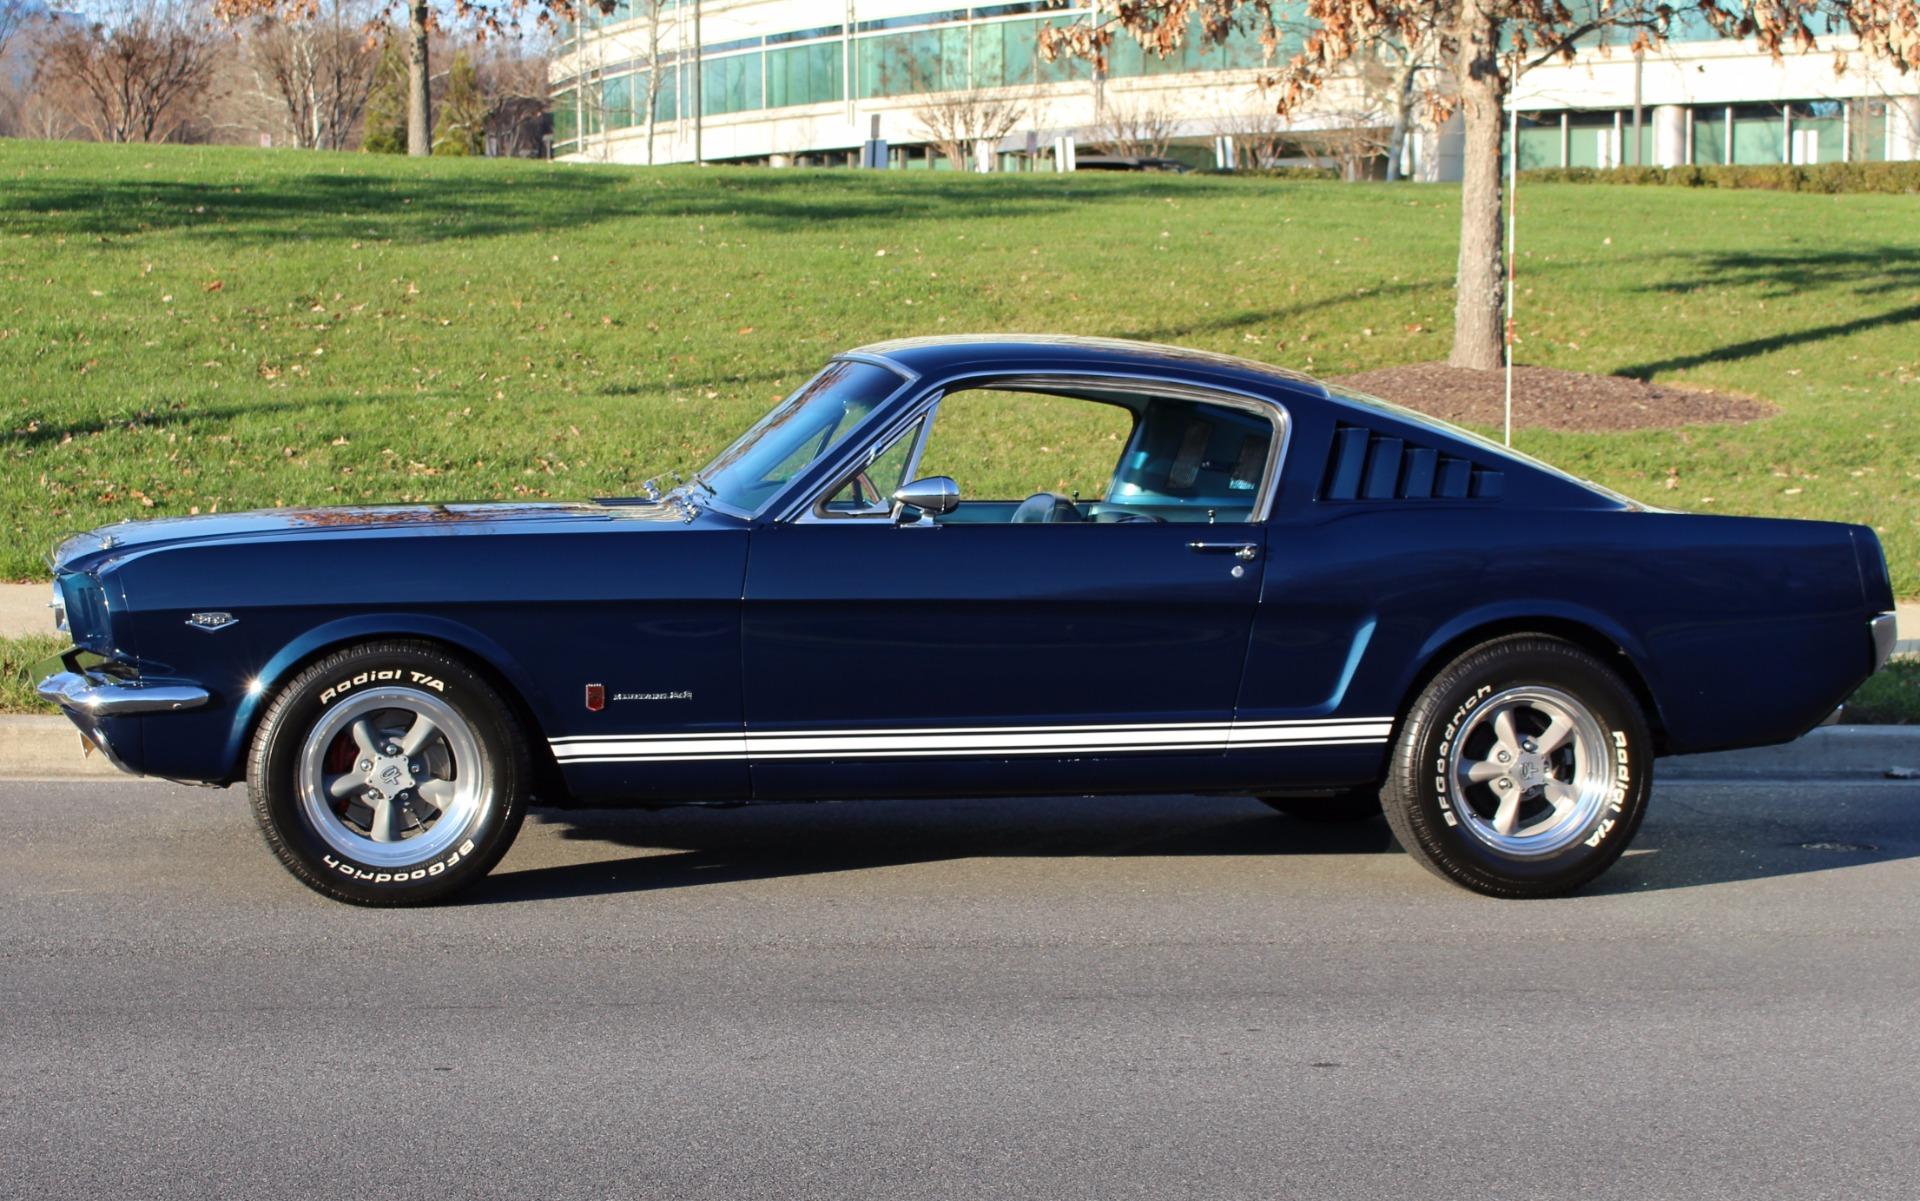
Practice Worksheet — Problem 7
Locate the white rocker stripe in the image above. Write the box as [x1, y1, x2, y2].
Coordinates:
[559, 737, 1387, 765]
[548, 716, 1390, 745]
[549, 717, 1392, 764]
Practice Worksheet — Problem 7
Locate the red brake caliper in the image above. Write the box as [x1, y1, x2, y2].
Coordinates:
[323, 733, 359, 813]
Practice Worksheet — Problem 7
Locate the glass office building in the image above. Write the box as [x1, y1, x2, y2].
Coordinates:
[550, 1, 1920, 172]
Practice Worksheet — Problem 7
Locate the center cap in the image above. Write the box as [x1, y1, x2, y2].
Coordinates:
[1514, 756, 1545, 786]
[367, 754, 415, 797]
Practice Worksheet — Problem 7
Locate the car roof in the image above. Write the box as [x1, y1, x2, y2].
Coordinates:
[848, 334, 1331, 403]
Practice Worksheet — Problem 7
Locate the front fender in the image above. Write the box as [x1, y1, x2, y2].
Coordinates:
[210, 612, 550, 783]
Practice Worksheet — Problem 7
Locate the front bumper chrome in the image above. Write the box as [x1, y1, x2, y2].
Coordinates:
[36, 670, 211, 716]
[1871, 612, 1898, 672]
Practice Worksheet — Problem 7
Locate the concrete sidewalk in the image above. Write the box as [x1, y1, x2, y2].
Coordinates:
[1, 583, 52, 640]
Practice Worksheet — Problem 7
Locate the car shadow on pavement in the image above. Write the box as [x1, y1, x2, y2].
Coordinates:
[467, 784, 1920, 904]
[468, 795, 1397, 904]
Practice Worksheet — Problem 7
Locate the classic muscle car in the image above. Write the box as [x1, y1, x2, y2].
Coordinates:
[37, 335, 1898, 905]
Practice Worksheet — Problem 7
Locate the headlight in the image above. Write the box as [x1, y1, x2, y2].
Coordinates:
[50, 580, 67, 634]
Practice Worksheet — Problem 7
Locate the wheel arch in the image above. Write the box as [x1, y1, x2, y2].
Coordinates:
[1397, 610, 1670, 755]
[218, 614, 568, 800]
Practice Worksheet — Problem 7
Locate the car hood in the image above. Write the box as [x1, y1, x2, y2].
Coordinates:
[53, 500, 701, 571]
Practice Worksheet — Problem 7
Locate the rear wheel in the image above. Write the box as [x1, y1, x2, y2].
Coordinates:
[248, 641, 530, 906]
[1381, 635, 1651, 898]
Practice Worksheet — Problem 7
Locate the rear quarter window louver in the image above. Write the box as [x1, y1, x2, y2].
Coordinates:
[1322, 425, 1503, 501]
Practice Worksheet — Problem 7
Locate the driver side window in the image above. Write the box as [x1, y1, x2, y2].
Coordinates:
[817, 418, 925, 517]
[916, 391, 1133, 504]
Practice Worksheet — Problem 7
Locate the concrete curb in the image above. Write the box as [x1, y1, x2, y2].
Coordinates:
[0, 716, 133, 780]
[1, 713, 1915, 783]
[0, 583, 53, 640]
[1661, 725, 1920, 780]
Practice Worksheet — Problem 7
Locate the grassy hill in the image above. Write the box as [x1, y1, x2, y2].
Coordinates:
[2, 139, 1916, 594]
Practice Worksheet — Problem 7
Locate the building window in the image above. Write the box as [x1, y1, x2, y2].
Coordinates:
[1729, 102, 1787, 164]
[702, 52, 764, 116]
[1564, 111, 1620, 168]
[858, 26, 970, 97]
[767, 40, 844, 108]
[1514, 112, 1561, 169]
[1789, 100, 1844, 163]
[1692, 107, 1728, 164]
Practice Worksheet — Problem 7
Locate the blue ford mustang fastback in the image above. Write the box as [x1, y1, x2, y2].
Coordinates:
[37, 335, 1898, 904]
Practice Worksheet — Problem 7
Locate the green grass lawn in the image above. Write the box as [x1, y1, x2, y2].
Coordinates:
[1, 634, 65, 714]
[3, 139, 1917, 594]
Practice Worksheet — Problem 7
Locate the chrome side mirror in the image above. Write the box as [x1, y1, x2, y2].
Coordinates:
[892, 476, 959, 524]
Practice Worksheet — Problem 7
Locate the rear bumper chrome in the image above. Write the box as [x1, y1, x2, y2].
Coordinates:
[1871, 612, 1898, 672]
[36, 670, 210, 716]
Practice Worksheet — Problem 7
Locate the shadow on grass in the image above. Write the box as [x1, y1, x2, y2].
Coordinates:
[0, 165, 1238, 245]
[0, 372, 795, 451]
[466, 786, 1920, 904]
[1624, 247, 1920, 377]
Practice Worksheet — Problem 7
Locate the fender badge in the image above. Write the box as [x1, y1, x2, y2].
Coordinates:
[187, 612, 238, 632]
[584, 683, 605, 712]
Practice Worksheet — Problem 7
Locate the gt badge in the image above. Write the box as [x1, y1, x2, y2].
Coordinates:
[584, 684, 605, 712]
[187, 612, 238, 632]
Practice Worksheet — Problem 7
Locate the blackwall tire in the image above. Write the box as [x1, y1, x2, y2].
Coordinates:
[247, 640, 530, 906]
[1380, 635, 1652, 898]
[1259, 789, 1382, 823]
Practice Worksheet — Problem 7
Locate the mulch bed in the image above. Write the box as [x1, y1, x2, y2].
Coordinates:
[1329, 363, 1772, 432]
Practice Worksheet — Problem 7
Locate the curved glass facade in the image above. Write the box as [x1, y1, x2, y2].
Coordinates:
[550, 2, 1920, 170]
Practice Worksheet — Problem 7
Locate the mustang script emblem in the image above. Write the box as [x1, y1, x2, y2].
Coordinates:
[186, 612, 238, 632]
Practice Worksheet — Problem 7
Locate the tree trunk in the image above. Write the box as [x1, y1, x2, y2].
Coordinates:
[406, 0, 430, 156]
[1385, 58, 1415, 182]
[1448, 0, 1506, 371]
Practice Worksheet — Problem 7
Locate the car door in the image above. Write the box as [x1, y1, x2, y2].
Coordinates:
[740, 377, 1287, 800]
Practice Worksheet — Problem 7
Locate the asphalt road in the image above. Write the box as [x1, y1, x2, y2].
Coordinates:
[2, 776, 1917, 1201]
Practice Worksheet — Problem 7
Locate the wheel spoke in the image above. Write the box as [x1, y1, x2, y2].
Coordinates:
[350, 718, 380, 757]
[399, 712, 439, 758]
[1490, 707, 1521, 754]
[368, 794, 405, 842]
[416, 778, 454, 813]
[1491, 788, 1523, 836]
[325, 772, 362, 801]
[1535, 712, 1575, 756]
[1543, 779, 1578, 819]
[1465, 759, 1507, 785]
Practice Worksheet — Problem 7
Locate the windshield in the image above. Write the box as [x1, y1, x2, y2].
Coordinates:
[695, 359, 909, 514]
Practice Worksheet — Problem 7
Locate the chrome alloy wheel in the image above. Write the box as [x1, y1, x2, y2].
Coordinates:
[296, 686, 488, 869]
[1446, 685, 1614, 860]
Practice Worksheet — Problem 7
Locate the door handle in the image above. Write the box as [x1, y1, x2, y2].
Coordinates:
[1187, 541, 1258, 561]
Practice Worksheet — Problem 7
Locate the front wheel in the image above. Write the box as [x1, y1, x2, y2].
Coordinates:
[1380, 635, 1652, 898]
[247, 640, 530, 906]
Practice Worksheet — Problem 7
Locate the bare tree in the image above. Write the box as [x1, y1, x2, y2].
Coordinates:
[41, 0, 223, 143]
[634, 0, 672, 164]
[246, 0, 378, 148]
[3, 16, 95, 139]
[471, 33, 546, 155]
[1086, 88, 1181, 158]
[913, 87, 1028, 170]
[1214, 103, 1292, 167]
[0, 0, 32, 60]
[1377, 32, 1440, 180]
[1285, 55, 1400, 178]
[217, 0, 579, 158]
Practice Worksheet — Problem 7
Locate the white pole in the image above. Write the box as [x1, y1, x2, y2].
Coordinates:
[1504, 104, 1518, 449]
